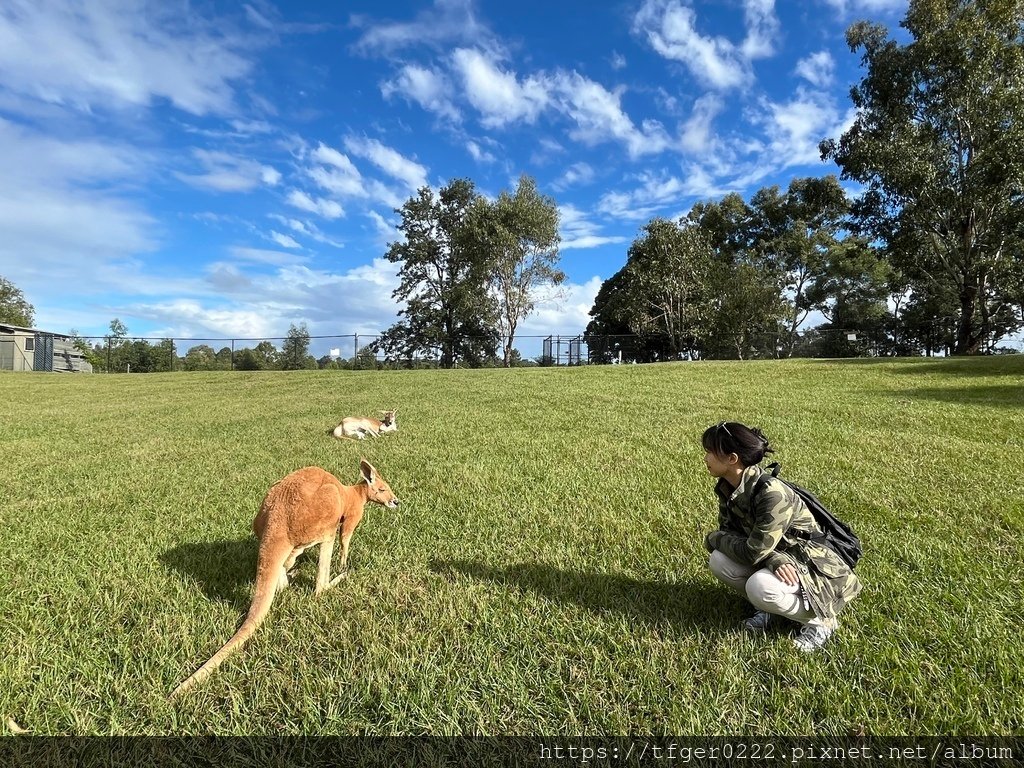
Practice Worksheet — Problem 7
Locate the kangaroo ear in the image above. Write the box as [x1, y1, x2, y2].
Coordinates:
[359, 459, 375, 485]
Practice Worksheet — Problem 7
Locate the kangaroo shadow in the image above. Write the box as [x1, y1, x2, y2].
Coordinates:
[430, 559, 736, 632]
[159, 538, 260, 609]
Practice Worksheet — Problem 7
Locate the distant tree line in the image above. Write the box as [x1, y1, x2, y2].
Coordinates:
[60, 319, 539, 373]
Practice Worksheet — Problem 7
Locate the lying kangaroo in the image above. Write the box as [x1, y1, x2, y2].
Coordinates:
[170, 459, 399, 698]
[331, 409, 398, 440]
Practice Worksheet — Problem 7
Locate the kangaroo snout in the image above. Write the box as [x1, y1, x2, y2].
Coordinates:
[387, 498, 400, 509]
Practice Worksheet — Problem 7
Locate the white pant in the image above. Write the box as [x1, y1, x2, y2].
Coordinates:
[708, 549, 819, 625]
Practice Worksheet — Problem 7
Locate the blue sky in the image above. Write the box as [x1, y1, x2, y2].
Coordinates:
[0, 0, 909, 357]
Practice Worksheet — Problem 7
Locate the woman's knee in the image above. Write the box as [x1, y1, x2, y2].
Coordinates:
[744, 569, 788, 607]
[708, 549, 745, 580]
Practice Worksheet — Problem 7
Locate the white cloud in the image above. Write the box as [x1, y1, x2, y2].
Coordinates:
[131, 257, 404, 343]
[351, 0, 494, 56]
[365, 210, 398, 247]
[552, 162, 595, 191]
[269, 231, 301, 249]
[740, 0, 780, 60]
[267, 214, 344, 248]
[381, 64, 460, 121]
[467, 140, 496, 163]
[610, 51, 627, 70]
[677, 164, 735, 200]
[680, 94, 724, 153]
[244, 3, 275, 31]
[821, 0, 906, 14]
[0, 118, 158, 329]
[229, 119, 275, 135]
[227, 247, 309, 266]
[550, 71, 670, 158]
[559, 204, 629, 250]
[286, 189, 344, 219]
[130, 299, 280, 339]
[633, 0, 780, 90]
[0, 0, 256, 116]
[633, 0, 744, 90]
[385, 45, 671, 160]
[517, 276, 605, 338]
[596, 174, 686, 220]
[596, 170, 733, 220]
[451, 48, 550, 128]
[174, 149, 281, 192]
[304, 141, 405, 209]
[312, 143, 361, 176]
[529, 137, 565, 166]
[442, 50, 669, 158]
[344, 135, 428, 191]
[795, 51, 835, 88]
[0, 116, 145, 184]
[268, 215, 312, 236]
[755, 86, 849, 169]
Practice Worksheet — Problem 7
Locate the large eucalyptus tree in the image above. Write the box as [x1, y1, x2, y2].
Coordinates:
[821, 0, 1024, 354]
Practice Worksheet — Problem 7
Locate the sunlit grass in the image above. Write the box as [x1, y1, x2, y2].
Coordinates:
[1, 357, 1022, 735]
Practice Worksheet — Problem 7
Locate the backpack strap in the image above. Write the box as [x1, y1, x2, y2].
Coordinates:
[750, 462, 781, 499]
[751, 463, 826, 542]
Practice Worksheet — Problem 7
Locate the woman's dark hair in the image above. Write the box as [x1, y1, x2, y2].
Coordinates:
[701, 421, 774, 466]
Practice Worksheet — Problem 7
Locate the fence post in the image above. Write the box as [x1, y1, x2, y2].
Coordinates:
[354, 334, 359, 363]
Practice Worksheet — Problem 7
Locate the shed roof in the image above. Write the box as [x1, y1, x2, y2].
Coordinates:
[0, 323, 71, 338]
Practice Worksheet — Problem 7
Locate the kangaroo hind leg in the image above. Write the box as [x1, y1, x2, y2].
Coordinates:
[315, 534, 340, 594]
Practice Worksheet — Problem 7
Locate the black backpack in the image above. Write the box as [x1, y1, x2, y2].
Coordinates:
[751, 462, 863, 571]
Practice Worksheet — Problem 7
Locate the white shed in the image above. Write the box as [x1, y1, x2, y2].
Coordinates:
[0, 323, 93, 373]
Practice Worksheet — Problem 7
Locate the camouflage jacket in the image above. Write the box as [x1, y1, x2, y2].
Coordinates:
[704, 464, 862, 620]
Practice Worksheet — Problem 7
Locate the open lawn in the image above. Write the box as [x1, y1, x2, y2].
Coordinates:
[1, 357, 1023, 736]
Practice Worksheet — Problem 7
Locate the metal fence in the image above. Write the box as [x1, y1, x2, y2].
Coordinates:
[70, 325, 1022, 373]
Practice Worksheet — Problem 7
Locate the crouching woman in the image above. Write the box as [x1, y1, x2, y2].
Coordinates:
[702, 422, 861, 652]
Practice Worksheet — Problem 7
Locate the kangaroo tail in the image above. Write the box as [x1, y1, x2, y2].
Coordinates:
[170, 554, 283, 699]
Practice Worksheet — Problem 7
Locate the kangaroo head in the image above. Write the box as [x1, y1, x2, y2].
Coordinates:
[359, 459, 399, 508]
[380, 409, 397, 426]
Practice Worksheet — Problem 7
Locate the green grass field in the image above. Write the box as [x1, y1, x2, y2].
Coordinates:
[2, 357, 1023, 736]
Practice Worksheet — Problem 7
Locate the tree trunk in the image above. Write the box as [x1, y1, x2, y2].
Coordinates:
[502, 315, 517, 368]
[786, 311, 801, 358]
[443, 308, 456, 368]
[955, 274, 984, 355]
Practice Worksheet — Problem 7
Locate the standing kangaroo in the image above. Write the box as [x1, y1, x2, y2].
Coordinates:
[331, 409, 398, 440]
[170, 459, 399, 698]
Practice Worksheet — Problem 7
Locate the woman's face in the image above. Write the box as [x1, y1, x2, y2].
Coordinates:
[704, 449, 737, 478]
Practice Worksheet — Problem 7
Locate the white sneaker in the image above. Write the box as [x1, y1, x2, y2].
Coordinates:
[793, 620, 836, 652]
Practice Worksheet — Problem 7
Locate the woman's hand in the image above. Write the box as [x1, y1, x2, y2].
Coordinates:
[774, 563, 799, 587]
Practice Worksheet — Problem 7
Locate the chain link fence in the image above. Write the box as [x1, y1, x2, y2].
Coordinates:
[65, 323, 1021, 373]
